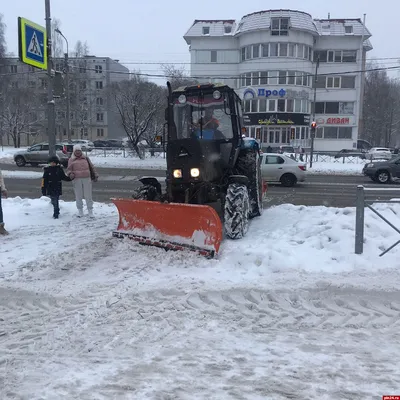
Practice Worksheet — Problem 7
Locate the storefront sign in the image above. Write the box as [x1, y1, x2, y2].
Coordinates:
[316, 116, 354, 125]
[243, 87, 310, 100]
[243, 113, 310, 126]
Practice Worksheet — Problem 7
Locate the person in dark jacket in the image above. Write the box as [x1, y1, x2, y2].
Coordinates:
[41, 156, 71, 219]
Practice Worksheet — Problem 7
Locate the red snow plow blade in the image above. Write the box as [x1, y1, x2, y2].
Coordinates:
[111, 198, 223, 258]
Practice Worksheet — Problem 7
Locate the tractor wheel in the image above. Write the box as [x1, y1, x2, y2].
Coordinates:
[235, 149, 263, 218]
[223, 183, 250, 240]
[132, 184, 161, 201]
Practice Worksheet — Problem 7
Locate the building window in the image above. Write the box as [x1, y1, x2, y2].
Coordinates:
[338, 127, 352, 139]
[79, 65, 86, 73]
[252, 44, 260, 58]
[268, 99, 276, 112]
[96, 81, 103, 89]
[279, 70, 287, 84]
[339, 102, 354, 114]
[345, 25, 353, 34]
[10, 65, 17, 73]
[270, 43, 278, 57]
[202, 26, 210, 35]
[241, 47, 246, 61]
[95, 65, 103, 73]
[96, 97, 104, 106]
[314, 50, 357, 63]
[97, 128, 104, 137]
[279, 43, 288, 57]
[210, 50, 217, 63]
[262, 44, 269, 57]
[327, 76, 341, 88]
[97, 113, 104, 122]
[224, 25, 232, 34]
[277, 99, 285, 112]
[325, 102, 340, 113]
[80, 81, 87, 90]
[271, 18, 289, 36]
[341, 76, 356, 88]
[268, 71, 278, 85]
[259, 98, 267, 112]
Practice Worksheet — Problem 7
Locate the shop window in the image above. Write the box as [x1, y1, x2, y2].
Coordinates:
[338, 127, 352, 139]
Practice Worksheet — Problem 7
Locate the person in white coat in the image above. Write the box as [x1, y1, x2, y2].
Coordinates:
[0, 169, 9, 235]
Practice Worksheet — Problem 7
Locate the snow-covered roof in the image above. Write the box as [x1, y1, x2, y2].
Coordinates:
[183, 10, 372, 43]
[235, 9, 318, 36]
[314, 19, 372, 38]
[184, 20, 236, 44]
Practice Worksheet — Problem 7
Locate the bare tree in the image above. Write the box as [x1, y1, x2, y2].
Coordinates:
[363, 62, 400, 147]
[74, 40, 90, 57]
[51, 18, 64, 57]
[109, 75, 165, 158]
[0, 83, 42, 148]
[161, 64, 198, 90]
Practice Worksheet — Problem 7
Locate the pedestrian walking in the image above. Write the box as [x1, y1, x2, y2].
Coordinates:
[41, 156, 71, 219]
[67, 144, 99, 218]
[0, 168, 9, 235]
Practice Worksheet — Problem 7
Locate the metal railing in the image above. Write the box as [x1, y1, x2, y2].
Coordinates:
[355, 185, 400, 256]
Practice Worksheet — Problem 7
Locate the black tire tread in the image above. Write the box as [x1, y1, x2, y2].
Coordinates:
[224, 183, 250, 240]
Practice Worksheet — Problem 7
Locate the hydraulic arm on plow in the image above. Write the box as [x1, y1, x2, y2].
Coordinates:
[112, 82, 267, 257]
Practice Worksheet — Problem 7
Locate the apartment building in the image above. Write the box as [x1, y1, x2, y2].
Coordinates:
[1, 56, 129, 146]
[183, 10, 373, 151]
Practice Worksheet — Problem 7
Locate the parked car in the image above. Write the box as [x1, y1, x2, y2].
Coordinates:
[260, 153, 307, 187]
[13, 143, 70, 167]
[362, 156, 400, 184]
[366, 147, 392, 161]
[334, 149, 367, 159]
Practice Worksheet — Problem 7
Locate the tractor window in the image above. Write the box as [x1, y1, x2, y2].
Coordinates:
[173, 94, 234, 140]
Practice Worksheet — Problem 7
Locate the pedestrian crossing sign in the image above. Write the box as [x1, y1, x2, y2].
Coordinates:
[18, 17, 47, 70]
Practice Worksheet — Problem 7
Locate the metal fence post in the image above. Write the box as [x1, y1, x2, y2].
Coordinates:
[355, 185, 365, 254]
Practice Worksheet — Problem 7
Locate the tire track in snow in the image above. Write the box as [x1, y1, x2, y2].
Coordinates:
[1, 285, 400, 359]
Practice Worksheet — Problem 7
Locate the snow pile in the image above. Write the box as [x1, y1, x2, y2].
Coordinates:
[0, 146, 27, 164]
[1, 198, 400, 399]
[89, 154, 166, 169]
[2, 170, 44, 179]
[309, 161, 365, 175]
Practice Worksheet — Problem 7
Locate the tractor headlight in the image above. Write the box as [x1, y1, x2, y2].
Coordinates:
[173, 169, 182, 178]
[213, 90, 221, 100]
[190, 168, 200, 178]
[178, 95, 187, 104]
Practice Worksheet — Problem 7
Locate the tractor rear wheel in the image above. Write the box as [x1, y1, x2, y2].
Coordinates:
[223, 183, 250, 240]
[235, 150, 263, 218]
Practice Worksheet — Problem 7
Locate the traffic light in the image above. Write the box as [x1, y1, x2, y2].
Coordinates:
[311, 121, 317, 132]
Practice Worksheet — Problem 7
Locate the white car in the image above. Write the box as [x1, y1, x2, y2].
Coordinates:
[260, 153, 306, 186]
[367, 147, 392, 160]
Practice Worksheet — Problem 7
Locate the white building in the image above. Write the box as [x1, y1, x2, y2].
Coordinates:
[183, 10, 372, 151]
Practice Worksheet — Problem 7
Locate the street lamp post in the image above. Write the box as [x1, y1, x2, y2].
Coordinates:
[54, 28, 71, 142]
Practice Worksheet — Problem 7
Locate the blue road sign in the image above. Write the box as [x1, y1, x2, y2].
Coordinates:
[18, 17, 47, 70]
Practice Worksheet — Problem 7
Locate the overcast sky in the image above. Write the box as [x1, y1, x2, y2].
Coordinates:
[2, 0, 400, 83]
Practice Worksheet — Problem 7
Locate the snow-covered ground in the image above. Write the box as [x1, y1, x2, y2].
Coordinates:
[1, 197, 400, 399]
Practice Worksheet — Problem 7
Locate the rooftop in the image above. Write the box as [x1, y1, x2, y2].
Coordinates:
[184, 9, 372, 43]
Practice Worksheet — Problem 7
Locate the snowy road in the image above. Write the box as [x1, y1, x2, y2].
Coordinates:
[5, 173, 400, 207]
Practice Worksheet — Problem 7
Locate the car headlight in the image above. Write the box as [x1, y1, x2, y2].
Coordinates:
[190, 168, 200, 178]
[367, 163, 374, 168]
[173, 169, 182, 178]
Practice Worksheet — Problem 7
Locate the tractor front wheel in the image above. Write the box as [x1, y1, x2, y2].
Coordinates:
[223, 183, 250, 240]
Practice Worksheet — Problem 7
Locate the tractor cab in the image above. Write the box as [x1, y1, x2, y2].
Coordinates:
[166, 83, 243, 184]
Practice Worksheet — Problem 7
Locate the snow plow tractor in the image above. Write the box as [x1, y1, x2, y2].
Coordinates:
[112, 82, 267, 258]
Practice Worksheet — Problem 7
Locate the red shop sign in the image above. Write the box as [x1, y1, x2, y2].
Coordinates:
[326, 117, 350, 124]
